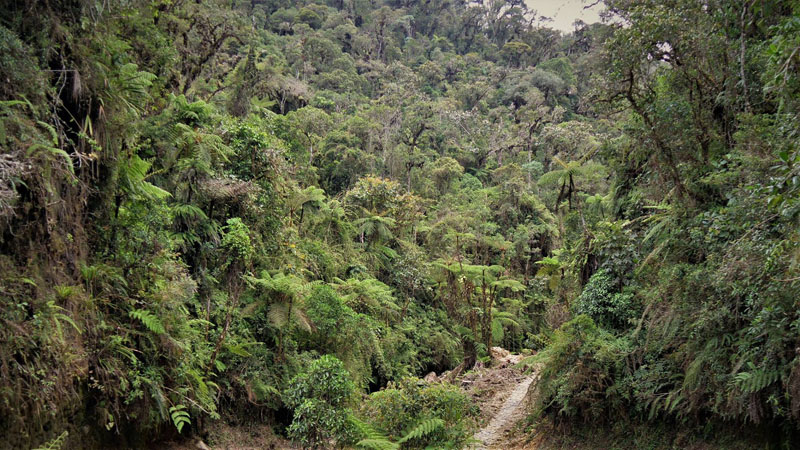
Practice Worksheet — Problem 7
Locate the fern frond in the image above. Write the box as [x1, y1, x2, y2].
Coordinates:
[292, 306, 314, 332]
[398, 418, 444, 443]
[169, 405, 191, 433]
[267, 303, 289, 328]
[173, 203, 209, 222]
[27, 143, 74, 174]
[733, 366, 780, 393]
[36, 120, 58, 145]
[224, 343, 252, 358]
[32, 431, 68, 450]
[491, 319, 504, 342]
[130, 309, 165, 334]
[350, 415, 399, 450]
[356, 439, 399, 450]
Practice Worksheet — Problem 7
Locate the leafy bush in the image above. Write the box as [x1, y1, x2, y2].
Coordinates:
[305, 284, 348, 347]
[573, 270, 638, 331]
[284, 355, 356, 447]
[358, 378, 476, 448]
[530, 315, 631, 422]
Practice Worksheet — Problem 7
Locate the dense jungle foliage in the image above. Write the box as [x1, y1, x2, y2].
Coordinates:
[0, 0, 799, 448]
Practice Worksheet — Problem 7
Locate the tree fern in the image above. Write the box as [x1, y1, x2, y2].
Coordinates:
[493, 310, 521, 329]
[354, 213, 396, 244]
[337, 277, 401, 322]
[454, 325, 475, 341]
[535, 256, 562, 279]
[169, 94, 213, 124]
[289, 186, 326, 224]
[119, 154, 171, 201]
[491, 318, 504, 343]
[491, 278, 526, 292]
[267, 302, 290, 328]
[291, 306, 314, 332]
[173, 203, 209, 222]
[108, 63, 156, 114]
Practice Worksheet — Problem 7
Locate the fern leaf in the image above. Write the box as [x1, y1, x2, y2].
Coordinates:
[36, 120, 58, 145]
[291, 306, 314, 332]
[224, 343, 252, 358]
[130, 309, 165, 334]
[169, 405, 191, 433]
[491, 318, 504, 343]
[356, 439, 399, 450]
[27, 143, 74, 174]
[32, 431, 69, 450]
[267, 303, 289, 328]
[349, 415, 393, 441]
[733, 367, 780, 393]
[398, 418, 444, 443]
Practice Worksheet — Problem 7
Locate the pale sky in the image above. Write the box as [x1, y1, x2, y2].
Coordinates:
[525, 0, 604, 32]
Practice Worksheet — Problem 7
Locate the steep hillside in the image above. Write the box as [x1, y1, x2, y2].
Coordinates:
[1, 0, 799, 449]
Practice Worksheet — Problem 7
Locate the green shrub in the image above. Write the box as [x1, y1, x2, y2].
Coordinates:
[284, 355, 355, 447]
[306, 284, 348, 345]
[359, 378, 476, 448]
[524, 331, 551, 351]
[531, 315, 631, 422]
[574, 270, 637, 331]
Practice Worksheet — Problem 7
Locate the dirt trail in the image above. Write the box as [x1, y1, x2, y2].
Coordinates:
[457, 347, 537, 449]
[471, 375, 535, 448]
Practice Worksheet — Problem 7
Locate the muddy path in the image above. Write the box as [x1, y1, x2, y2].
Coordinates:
[471, 375, 535, 448]
[456, 347, 537, 449]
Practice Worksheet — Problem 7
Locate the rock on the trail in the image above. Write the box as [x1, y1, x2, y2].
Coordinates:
[491, 347, 511, 359]
[491, 346, 525, 367]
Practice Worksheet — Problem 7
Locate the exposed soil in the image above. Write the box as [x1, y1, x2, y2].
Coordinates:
[161, 422, 297, 450]
[472, 375, 535, 448]
[462, 347, 538, 449]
